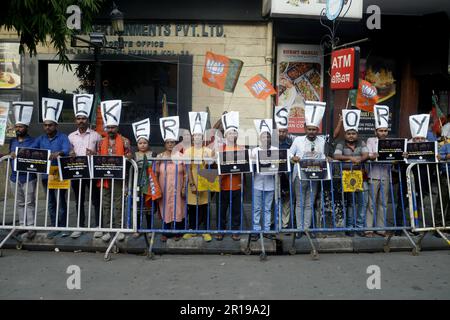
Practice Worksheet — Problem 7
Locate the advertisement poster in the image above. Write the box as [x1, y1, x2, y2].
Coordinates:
[298, 159, 330, 180]
[406, 142, 437, 163]
[58, 156, 92, 180]
[350, 57, 398, 135]
[0, 101, 9, 145]
[0, 42, 21, 89]
[255, 149, 290, 174]
[48, 165, 70, 189]
[92, 155, 126, 179]
[377, 138, 406, 161]
[217, 150, 251, 175]
[15, 147, 50, 174]
[276, 44, 324, 133]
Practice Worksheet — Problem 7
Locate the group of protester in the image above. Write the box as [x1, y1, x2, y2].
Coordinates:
[7, 96, 450, 243]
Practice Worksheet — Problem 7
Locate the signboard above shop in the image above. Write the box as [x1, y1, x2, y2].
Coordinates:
[330, 47, 360, 90]
[263, 0, 363, 20]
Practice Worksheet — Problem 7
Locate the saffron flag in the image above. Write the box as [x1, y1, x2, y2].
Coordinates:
[355, 79, 379, 112]
[202, 51, 243, 93]
[245, 74, 276, 100]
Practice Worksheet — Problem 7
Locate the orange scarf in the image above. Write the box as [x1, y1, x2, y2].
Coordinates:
[97, 134, 125, 189]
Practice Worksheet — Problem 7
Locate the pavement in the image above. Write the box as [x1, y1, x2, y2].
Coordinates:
[0, 229, 449, 258]
[0, 250, 449, 300]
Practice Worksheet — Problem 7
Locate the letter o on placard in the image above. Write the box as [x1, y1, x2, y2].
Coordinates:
[345, 111, 358, 127]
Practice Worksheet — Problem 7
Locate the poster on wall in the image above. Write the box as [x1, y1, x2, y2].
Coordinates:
[0, 101, 9, 146]
[0, 42, 21, 90]
[276, 43, 324, 134]
[349, 57, 398, 135]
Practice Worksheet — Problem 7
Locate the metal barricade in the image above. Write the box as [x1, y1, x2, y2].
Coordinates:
[280, 160, 419, 258]
[0, 155, 139, 261]
[136, 156, 279, 260]
[406, 161, 450, 249]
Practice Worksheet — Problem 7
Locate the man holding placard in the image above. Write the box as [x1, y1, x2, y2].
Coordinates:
[274, 106, 295, 230]
[333, 109, 369, 236]
[68, 94, 102, 239]
[216, 111, 243, 241]
[34, 98, 71, 239]
[250, 119, 277, 240]
[365, 105, 392, 237]
[289, 101, 327, 238]
[97, 100, 132, 242]
[8, 102, 37, 240]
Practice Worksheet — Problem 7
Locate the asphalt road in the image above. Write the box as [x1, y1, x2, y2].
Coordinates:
[0, 249, 449, 300]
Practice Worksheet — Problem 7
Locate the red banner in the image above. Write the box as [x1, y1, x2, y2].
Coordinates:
[330, 47, 359, 90]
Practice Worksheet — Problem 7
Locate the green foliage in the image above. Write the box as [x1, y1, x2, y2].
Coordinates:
[0, 0, 105, 69]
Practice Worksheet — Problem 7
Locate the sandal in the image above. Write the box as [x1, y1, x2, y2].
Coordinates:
[160, 235, 168, 242]
[231, 234, 241, 241]
[215, 234, 224, 241]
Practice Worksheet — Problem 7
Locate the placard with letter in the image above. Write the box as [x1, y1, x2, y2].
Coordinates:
[91, 155, 126, 179]
[217, 150, 251, 175]
[14, 147, 50, 174]
[298, 159, 330, 180]
[58, 156, 92, 180]
[376, 138, 406, 161]
[255, 149, 291, 174]
[405, 141, 437, 163]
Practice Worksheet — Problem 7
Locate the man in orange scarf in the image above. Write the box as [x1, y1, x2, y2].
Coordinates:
[97, 100, 132, 242]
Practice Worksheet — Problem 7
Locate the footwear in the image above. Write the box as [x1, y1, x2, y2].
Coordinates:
[356, 232, 366, 237]
[160, 235, 168, 242]
[24, 230, 36, 240]
[295, 232, 303, 239]
[183, 233, 195, 240]
[174, 235, 182, 241]
[345, 232, 354, 237]
[250, 234, 260, 241]
[231, 234, 240, 241]
[60, 231, 70, 238]
[375, 231, 387, 237]
[70, 231, 82, 239]
[263, 234, 275, 240]
[101, 233, 111, 242]
[46, 231, 60, 239]
[93, 231, 103, 238]
[364, 231, 376, 238]
[117, 232, 125, 241]
[202, 234, 212, 242]
[132, 232, 141, 239]
[215, 234, 224, 241]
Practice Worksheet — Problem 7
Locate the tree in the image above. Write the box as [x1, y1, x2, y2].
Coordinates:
[0, 0, 105, 68]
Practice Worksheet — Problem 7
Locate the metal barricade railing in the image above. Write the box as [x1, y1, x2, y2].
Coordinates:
[406, 161, 450, 249]
[279, 160, 419, 258]
[136, 156, 280, 260]
[0, 155, 139, 260]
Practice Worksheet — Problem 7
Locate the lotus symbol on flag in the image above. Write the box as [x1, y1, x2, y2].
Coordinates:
[252, 80, 269, 95]
[361, 83, 377, 99]
[206, 59, 225, 75]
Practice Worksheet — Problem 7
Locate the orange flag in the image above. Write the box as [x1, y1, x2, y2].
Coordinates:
[202, 51, 243, 93]
[356, 79, 379, 112]
[245, 74, 276, 100]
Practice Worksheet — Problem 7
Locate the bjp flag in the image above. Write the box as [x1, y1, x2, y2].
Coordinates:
[355, 79, 379, 112]
[245, 74, 276, 100]
[202, 51, 243, 93]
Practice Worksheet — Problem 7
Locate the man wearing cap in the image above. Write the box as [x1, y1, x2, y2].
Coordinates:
[8, 102, 37, 240]
[68, 94, 102, 239]
[274, 106, 295, 230]
[365, 105, 392, 237]
[217, 111, 243, 241]
[34, 98, 71, 239]
[289, 101, 327, 238]
[97, 100, 132, 242]
[333, 109, 369, 236]
[250, 119, 277, 240]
